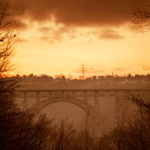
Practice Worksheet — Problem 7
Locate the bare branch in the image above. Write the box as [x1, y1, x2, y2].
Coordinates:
[133, 7, 150, 29]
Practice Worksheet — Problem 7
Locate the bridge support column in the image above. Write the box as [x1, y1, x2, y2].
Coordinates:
[115, 91, 120, 127]
[49, 91, 52, 98]
[36, 92, 40, 104]
[115, 91, 129, 128]
[23, 92, 27, 110]
[84, 91, 87, 103]
[121, 91, 130, 125]
[72, 91, 76, 99]
[94, 91, 99, 112]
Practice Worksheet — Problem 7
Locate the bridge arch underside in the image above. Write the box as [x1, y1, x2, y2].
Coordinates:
[30, 97, 111, 132]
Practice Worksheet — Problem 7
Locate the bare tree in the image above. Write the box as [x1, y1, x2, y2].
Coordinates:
[133, 6, 150, 28]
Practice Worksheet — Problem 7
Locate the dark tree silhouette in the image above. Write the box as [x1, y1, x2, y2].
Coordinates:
[0, 2, 50, 150]
[134, 6, 150, 28]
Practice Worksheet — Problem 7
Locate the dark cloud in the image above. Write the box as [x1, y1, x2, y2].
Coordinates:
[99, 29, 124, 40]
[2, 0, 148, 42]
[14, 0, 149, 27]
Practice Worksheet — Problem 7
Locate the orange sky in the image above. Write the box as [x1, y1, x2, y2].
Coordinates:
[7, 0, 150, 76]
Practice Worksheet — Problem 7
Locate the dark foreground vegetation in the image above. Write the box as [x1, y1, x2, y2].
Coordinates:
[0, 75, 150, 150]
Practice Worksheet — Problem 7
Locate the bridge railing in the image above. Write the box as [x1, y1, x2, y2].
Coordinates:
[15, 89, 150, 98]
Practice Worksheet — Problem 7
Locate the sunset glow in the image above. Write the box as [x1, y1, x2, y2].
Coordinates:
[9, 0, 150, 77]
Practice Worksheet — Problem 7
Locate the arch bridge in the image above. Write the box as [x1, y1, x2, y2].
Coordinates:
[15, 89, 150, 132]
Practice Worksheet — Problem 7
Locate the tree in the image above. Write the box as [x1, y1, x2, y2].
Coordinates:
[133, 6, 150, 28]
[0, 2, 51, 150]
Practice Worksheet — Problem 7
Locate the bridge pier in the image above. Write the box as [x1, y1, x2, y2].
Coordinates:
[23, 91, 27, 110]
[49, 91, 52, 98]
[114, 90, 131, 127]
[83, 91, 87, 103]
[36, 91, 40, 104]
[94, 91, 99, 111]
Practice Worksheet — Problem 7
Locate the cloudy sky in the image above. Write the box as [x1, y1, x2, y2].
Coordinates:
[4, 0, 150, 76]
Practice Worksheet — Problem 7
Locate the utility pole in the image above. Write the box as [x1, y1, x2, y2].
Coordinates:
[81, 64, 85, 80]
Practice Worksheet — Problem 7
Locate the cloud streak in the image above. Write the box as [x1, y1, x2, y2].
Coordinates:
[99, 29, 124, 40]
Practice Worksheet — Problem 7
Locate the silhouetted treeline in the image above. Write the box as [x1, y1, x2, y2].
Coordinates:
[9, 73, 150, 90]
[13, 73, 150, 80]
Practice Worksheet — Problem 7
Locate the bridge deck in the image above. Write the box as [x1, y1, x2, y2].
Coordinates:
[15, 89, 150, 92]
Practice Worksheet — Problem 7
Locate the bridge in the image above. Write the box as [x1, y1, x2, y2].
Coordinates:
[15, 89, 150, 133]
